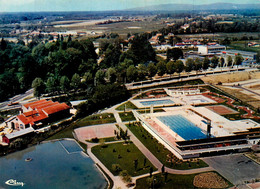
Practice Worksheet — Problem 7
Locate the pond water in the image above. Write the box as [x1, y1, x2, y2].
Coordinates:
[0, 140, 107, 189]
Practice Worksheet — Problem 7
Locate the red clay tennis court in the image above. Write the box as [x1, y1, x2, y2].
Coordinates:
[206, 105, 238, 115]
[74, 124, 117, 141]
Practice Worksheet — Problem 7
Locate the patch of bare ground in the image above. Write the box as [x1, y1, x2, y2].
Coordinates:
[217, 86, 260, 108]
[201, 71, 260, 85]
[193, 172, 229, 188]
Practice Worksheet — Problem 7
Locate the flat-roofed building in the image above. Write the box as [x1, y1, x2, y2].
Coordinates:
[198, 44, 226, 55]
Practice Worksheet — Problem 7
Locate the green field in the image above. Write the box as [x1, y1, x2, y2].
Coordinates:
[116, 101, 137, 111]
[229, 40, 260, 52]
[119, 112, 136, 122]
[92, 141, 157, 176]
[135, 171, 233, 189]
[126, 122, 208, 170]
[75, 113, 116, 127]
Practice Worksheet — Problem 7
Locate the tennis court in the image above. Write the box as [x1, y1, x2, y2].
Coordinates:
[74, 124, 117, 141]
[206, 105, 238, 115]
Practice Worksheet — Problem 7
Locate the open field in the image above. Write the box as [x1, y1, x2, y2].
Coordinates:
[51, 18, 173, 38]
[229, 40, 260, 52]
[91, 141, 156, 176]
[217, 86, 260, 108]
[201, 71, 260, 85]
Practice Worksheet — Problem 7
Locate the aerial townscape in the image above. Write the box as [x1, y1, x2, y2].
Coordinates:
[0, 0, 260, 188]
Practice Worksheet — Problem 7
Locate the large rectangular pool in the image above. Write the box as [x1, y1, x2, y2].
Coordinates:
[157, 114, 207, 140]
[140, 99, 174, 106]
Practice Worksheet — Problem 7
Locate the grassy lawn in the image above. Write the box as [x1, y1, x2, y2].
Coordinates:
[119, 112, 136, 122]
[126, 122, 208, 170]
[92, 141, 157, 176]
[46, 125, 75, 140]
[116, 101, 137, 111]
[135, 171, 233, 189]
[75, 113, 116, 127]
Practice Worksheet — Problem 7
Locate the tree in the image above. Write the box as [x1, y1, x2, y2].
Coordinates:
[156, 61, 167, 76]
[112, 164, 122, 173]
[0, 38, 7, 51]
[219, 57, 225, 67]
[127, 34, 156, 64]
[60, 76, 70, 93]
[126, 65, 138, 82]
[161, 165, 165, 173]
[149, 167, 154, 177]
[147, 62, 157, 78]
[144, 158, 147, 166]
[210, 55, 219, 68]
[227, 56, 233, 67]
[82, 72, 93, 85]
[70, 73, 81, 89]
[106, 67, 117, 83]
[174, 60, 184, 77]
[166, 61, 175, 76]
[256, 51, 260, 63]
[46, 77, 56, 94]
[202, 57, 210, 70]
[234, 54, 244, 68]
[137, 64, 147, 81]
[167, 48, 183, 61]
[32, 77, 45, 98]
[194, 58, 202, 75]
[134, 159, 138, 171]
[119, 170, 132, 183]
[95, 70, 105, 85]
[185, 58, 194, 73]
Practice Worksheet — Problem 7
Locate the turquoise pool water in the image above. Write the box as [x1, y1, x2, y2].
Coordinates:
[0, 140, 107, 189]
[140, 99, 174, 106]
[157, 115, 207, 140]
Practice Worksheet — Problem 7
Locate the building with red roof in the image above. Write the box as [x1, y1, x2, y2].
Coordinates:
[6, 100, 70, 132]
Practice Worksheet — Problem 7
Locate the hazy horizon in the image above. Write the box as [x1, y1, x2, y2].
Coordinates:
[0, 0, 259, 13]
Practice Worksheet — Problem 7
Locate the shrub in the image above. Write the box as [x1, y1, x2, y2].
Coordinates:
[119, 170, 132, 183]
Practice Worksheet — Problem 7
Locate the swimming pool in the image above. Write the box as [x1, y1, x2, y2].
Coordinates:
[157, 115, 207, 140]
[0, 140, 107, 189]
[140, 99, 174, 106]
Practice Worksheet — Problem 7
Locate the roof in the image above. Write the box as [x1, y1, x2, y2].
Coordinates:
[42, 103, 70, 115]
[17, 110, 48, 125]
[5, 127, 34, 139]
[17, 100, 70, 125]
[23, 99, 47, 109]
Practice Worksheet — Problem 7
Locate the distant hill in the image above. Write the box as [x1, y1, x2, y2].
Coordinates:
[126, 3, 260, 11]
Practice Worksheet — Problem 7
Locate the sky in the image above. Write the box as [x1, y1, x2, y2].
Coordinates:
[0, 0, 259, 12]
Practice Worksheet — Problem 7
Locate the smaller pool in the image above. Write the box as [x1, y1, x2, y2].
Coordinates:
[140, 99, 174, 106]
[190, 99, 208, 103]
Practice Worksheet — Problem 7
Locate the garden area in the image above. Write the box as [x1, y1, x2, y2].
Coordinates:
[119, 112, 136, 122]
[91, 141, 157, 177]
[116, 101, 137, 111]
[135, 171, 232, 189]
[126, 122, 208, 170]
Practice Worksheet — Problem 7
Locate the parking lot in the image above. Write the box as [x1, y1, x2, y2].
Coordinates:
[203, 154, 260, 185]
